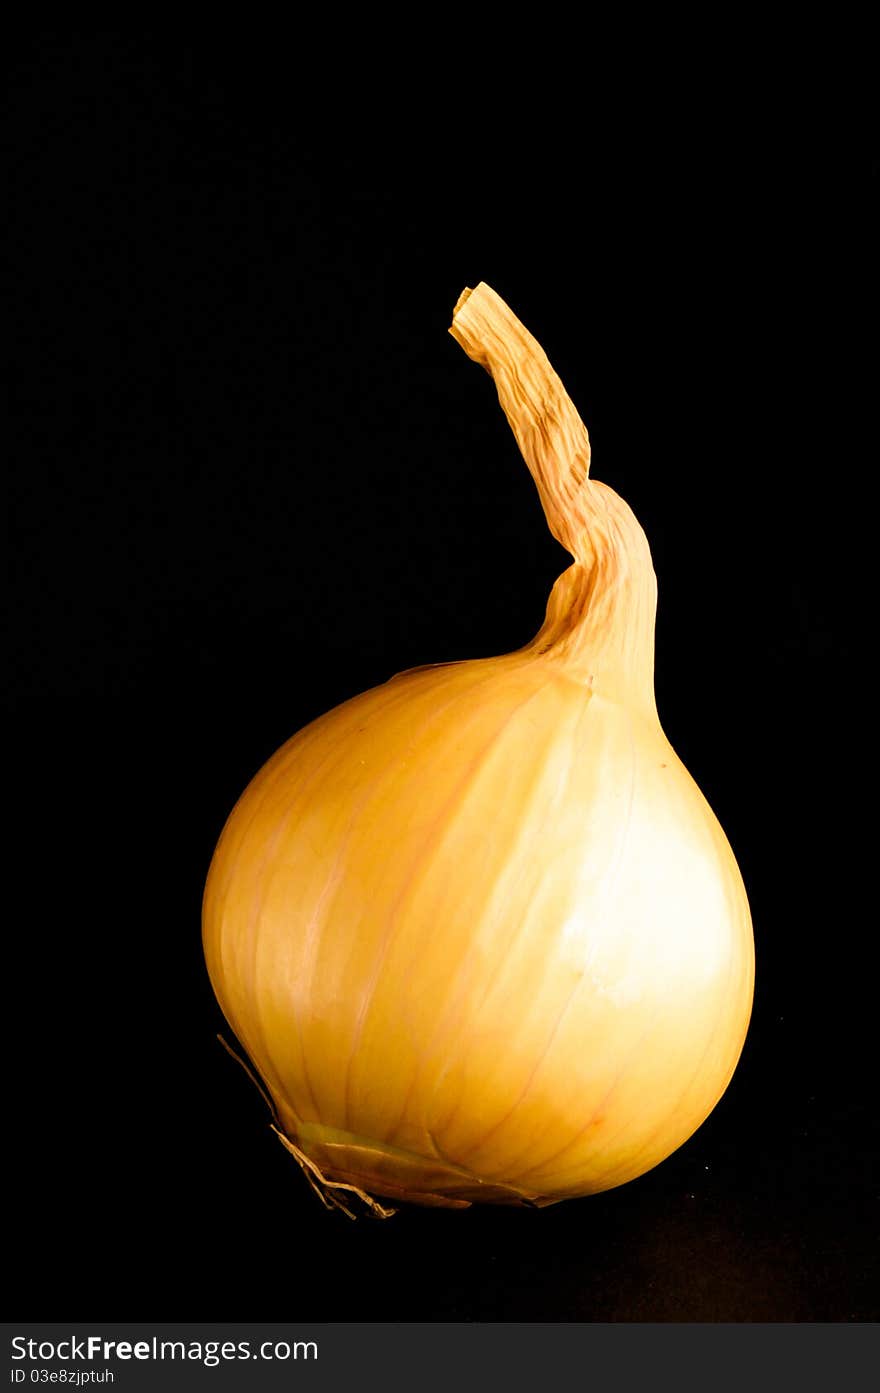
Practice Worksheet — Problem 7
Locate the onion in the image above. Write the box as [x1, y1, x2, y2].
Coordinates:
[203, 283, 754, 1214]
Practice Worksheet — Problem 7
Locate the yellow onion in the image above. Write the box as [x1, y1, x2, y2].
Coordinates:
[203, 283, 754, 1214]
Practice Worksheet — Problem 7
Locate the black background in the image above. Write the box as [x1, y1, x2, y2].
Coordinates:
[6, 30, 876, 1321]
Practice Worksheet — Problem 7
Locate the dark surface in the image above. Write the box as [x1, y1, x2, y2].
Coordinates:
[6, 31, 876, 1320]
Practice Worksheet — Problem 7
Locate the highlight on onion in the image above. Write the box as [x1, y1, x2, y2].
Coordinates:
[202, 283, 754, 1216]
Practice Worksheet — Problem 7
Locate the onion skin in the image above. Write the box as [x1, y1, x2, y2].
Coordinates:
[203, 284, 754, 1210]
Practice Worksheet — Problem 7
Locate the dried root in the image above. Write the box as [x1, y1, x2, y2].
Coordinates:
[216, 1032, 279, 1123]
[272, 1126, 397, 1220]
[217, 1033, 395, 1219]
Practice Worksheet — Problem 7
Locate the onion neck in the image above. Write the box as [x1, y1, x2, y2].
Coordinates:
[450, 283, 657, 715]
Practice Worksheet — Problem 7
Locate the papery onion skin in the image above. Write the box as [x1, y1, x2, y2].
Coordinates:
[203, 284, 754, 1210]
